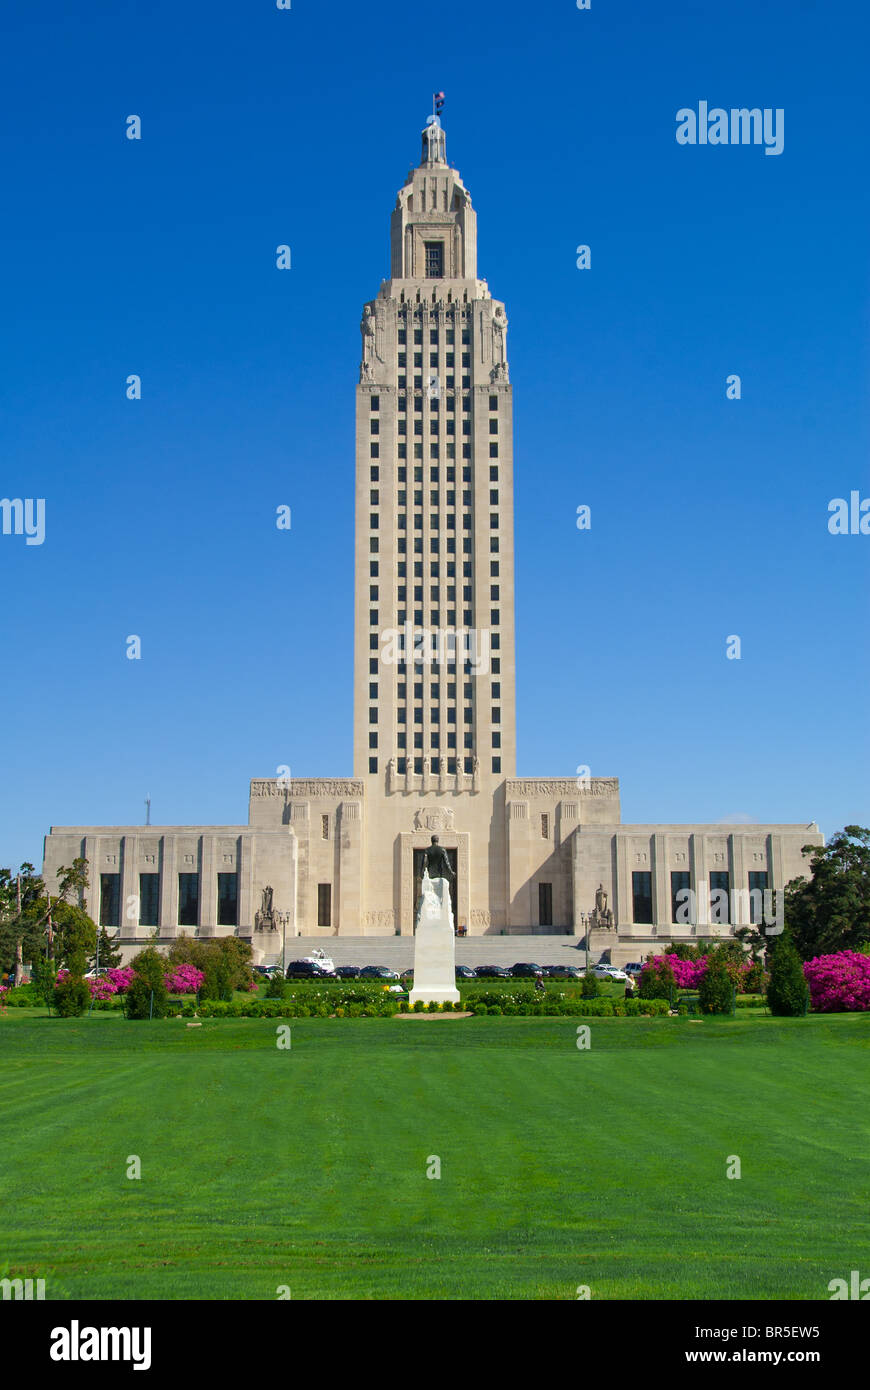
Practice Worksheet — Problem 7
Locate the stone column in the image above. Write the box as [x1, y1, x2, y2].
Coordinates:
[159, 835, 178, 935]
[83, 834, 101, 925]
[729, 834, 748, 926]
[238, 835, 254, 933]
[200, 835, 217, 934]
[691, 833, 707, 930]
[337, 802, 363, 934]
[120, 834, 138, 937]
[652, 832, 669, 929]
[615, 834, 632, 929]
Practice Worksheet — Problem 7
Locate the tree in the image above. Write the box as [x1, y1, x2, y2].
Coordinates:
[125, 947, 170, 1019]
[766, 930, 810, 1016]
[0, 865, 47, 978]
[91, 927, 123, 970]
[698, 949, 734, 1015]
[0, 856, 92, 977]
[784, 826, 870, 960]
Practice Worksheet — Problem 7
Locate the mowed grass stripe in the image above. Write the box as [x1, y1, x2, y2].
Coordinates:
[1, 1014, 868, 1298]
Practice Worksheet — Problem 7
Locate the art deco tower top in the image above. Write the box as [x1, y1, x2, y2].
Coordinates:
[388, 115, 480, 287]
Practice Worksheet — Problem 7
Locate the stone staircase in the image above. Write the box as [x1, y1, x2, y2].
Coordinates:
[278, 934, 609, 970]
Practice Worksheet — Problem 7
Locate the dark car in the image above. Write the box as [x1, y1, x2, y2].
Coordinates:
[400, 969, 414, 983]
[359, 965, 400, 981]
[455, 965, 477, 980]
[542, 965, 583, 980]
[474, 965, 512, 979]
[334, 965, 360, 979]
[285, 960, 336, 979]
[511, 962, 544, 978]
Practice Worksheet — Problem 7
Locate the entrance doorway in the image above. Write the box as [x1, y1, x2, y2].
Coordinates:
[413, 846, 458, 931]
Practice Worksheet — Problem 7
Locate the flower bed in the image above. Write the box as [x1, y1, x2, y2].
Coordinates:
[803, 951, 870, 1012]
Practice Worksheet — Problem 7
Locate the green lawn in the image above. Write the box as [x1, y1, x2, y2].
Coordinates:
[1, 1011, 868, 1300]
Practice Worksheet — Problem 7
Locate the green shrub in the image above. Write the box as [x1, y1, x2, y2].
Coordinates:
[766, 930, 810, 1017]
[638, 955, 676, 1001]
[699, 950, 735, 1015]
[580, 971, 600, 999]
[265, 973, 287, 999]
[125, 947, 171, 1019]
[52, 977, 90, 1017]
[413, 999, 426, 1012]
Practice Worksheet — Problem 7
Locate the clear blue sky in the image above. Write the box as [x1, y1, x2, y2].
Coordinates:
[1, 0, 867, 871]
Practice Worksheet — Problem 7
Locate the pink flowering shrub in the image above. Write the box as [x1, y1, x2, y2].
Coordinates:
[803, 952, 870, 1013]
[646, 953, 753, 991]
[164, 964, 205, 995]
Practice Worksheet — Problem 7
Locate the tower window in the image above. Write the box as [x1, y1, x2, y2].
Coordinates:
[424, 242, 444, 278]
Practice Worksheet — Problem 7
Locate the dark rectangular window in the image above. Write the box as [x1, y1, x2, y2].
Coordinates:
[632, 871, 653, 924]
[424, 241, 444, 277]
[671, 870, 691, 924]
[538, 882, 553, 927]
[748, 871, 769, 924]
[139, 872, 159, 927]
[317, 884, 332, 928]
[217, 873, 238, 927]
[178, 873, 199, 928]
[710, 871, 730, 924]
[99, 873, 120, 928]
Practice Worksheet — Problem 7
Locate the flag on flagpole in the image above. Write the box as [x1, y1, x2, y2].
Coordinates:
[434, 91, 445, 116]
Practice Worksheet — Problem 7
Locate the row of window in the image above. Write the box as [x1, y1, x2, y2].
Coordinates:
[368, 756, 501, 775]
[369, 681, 500, 698]
[631, 870, 770, 925]
[370, 469, 500, 486]
[369, 731, 502, 750]
[368, 537, 501, 556]
[99, 872, 239, 929]
[370, 392, 499, 410]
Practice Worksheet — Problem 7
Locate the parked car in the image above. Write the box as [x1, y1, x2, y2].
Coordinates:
[334, 966, 361, 979]
[510, 963, 544, 978]
[84, 968, 109, 979]
[542, 965, 583, 980]
[474, 965, 511, 979]
[455, 965, 477, 979]
[359, 965, 400, 981]
[591, 965, 628, 982]
[285, 960, 336, 979]
[400, 969, 414, 983]
[623, 962, 645, 978]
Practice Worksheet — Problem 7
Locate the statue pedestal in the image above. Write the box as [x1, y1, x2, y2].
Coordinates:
[409, 873, 460, 1006]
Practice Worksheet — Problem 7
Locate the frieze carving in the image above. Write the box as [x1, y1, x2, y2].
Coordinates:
[251, 779, 364, 798]
[362, 910, 395, 928]
[507, 778, 619, 798]
[470, 909, 491, 927]
[413, 806, 455, 832]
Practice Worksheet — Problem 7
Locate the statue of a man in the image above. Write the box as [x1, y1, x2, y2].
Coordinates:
[595, 883, 607, 918]
[423, 834, 454, 882]
[262, 885, 273, 917]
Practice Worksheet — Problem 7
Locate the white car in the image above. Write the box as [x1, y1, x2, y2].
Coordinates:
[591, 965, 628, 982]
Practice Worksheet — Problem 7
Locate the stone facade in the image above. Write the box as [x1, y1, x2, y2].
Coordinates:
[41, 116, 822, 963]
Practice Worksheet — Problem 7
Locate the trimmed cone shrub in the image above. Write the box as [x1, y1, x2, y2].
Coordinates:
[698, 950, 734, 1015]
[766, 931, 810, 1016]
[580, 971, 600, 998]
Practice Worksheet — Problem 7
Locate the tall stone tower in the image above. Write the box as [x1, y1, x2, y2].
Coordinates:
[353, 114, 517, 796]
